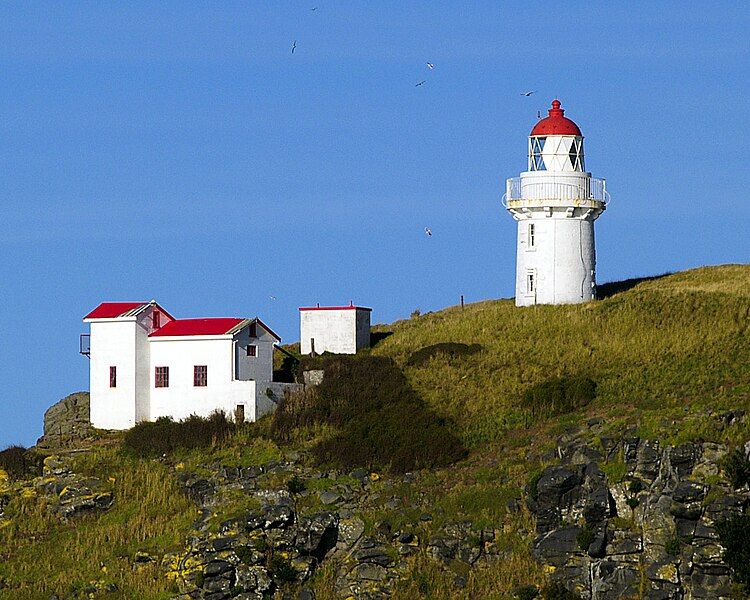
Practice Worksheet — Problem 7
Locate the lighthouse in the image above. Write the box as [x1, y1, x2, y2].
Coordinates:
[503, 100, 609, 306]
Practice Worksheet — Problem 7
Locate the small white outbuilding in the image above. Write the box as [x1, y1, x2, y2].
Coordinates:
[82, 300, 294, 430]
[299, 303, 371, 355]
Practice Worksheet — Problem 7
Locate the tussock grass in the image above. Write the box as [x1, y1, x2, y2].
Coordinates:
[0, 449, 195, 600]
[370, 265, 750, 448]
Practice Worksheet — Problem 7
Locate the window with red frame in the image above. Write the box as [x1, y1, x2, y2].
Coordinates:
[155, 366, 169, 388]
[247, 344, 257, 357]
[194, 365, 207, 387]
[109, 366, 116, 388]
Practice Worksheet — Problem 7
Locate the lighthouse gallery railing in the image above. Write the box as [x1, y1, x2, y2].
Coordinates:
[502, 177, 609, 208]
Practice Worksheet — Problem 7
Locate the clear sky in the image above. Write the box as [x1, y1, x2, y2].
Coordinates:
[1, 2, 748, 447]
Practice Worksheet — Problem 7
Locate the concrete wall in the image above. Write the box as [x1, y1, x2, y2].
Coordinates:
[148, 336, 257, 422]
[300, 309, 371, 355]
[256, 382, 304, 420]
[355, 310, 371, 350]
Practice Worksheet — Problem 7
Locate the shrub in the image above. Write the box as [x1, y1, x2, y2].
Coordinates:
[269, 556, 297, 583]
[628, 479, 643, 494]
[721, 448, 750, 489]
[665, 536, 680, 556]
[541, 582, 581, 599]
[0, 445, 41, 480]
[410, 309, 421, 318]
[522, 376, 597, 420]
[576, 525, 595, 551]
[406, 342, 483, 367]
[625, 497, 640, 510]
[527, 471, 544, 502]
[512, 584, 539, 599]
[122, 411, 234, 457]
[716, 515, 750, 584]
[286, 475, 306, 495]
[272, 355, 467, 474]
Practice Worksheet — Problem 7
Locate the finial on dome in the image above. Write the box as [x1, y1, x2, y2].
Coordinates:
[551, 99, 561, 110]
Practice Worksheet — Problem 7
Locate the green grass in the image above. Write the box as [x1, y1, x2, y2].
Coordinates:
[1, 265, 748, 599]
[0, 448, 196, 600]
[369, 265, 750, 449]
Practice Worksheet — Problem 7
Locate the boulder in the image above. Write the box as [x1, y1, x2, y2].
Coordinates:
[37, 392, 93, 449]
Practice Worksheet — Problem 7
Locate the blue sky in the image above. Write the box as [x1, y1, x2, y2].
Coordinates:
[1, 1, 748, 447]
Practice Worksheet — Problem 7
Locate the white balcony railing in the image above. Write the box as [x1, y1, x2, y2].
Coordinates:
[502, 177, 609, 208]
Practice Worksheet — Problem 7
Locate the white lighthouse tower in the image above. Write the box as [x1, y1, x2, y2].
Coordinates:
[503, 99, 609, 306]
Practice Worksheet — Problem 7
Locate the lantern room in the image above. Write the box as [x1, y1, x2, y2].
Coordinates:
[528, 100, 585, 173]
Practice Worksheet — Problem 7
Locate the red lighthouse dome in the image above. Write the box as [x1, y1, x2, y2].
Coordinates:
[530, 100, 582, 137]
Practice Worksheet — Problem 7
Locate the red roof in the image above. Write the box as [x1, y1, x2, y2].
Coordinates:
[149, 318, 245, 337]
[530, 100, 582, 137]
[84, 302, 147, 319]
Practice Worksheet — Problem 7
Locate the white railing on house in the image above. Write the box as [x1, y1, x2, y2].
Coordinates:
[502, 177, 609, 208]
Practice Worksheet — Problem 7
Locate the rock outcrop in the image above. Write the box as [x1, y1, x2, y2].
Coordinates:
[37, 392, 93, 449]
[528, 434, 750, 600]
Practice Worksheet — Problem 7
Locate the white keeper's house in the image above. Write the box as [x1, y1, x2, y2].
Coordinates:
[81, 300, 296, 430]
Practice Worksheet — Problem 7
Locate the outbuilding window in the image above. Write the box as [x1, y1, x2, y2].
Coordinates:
[194, 365, 207, 387]
[109, 366, 117, 388]
[247, 345, 257, 357]
[155, 366, 169, 388]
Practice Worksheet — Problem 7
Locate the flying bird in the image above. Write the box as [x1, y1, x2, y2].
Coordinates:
[291, 40, 297, 54]
[424, 227, 432, 236]
[269, 295, 277, 301]
[426, 62, 435, 70]
[415, 80, 427, 87]
[521, 90, 536, 97]
[310, 6, 317, 10]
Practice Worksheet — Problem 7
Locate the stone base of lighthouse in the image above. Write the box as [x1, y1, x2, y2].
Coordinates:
[515, 216, 597, 306]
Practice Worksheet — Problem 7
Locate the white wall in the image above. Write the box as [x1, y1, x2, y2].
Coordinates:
[88, 320, 138, 429]
[515, 217, 596, 306]
[148, 336, 257, 422]
[300, 309, 371, 354]
[234, 324, 275, 382]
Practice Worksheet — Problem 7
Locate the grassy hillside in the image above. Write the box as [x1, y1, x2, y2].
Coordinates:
[369, 264, 750, 449]
[0, 264, 748, 599]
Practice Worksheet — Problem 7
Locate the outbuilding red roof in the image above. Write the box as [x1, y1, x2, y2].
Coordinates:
[149, 318, 245, 337]
[84, 302, 148, 319]
[299, 304, 372, 311]
[530, 100, 582, 137]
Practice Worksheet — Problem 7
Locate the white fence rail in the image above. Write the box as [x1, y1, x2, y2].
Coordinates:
[503, 177, 609, 207]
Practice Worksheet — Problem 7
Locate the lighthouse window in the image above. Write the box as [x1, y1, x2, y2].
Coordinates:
[527, 223, 536, 249]
[530, 137, 546, 171]
[526, 270, 536, 294]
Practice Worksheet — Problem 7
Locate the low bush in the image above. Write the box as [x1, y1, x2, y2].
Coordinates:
[522, 376, 597, 420]
[721, 448, 750, 489]
[122, 411, 234, 458]
[286, 475, 306, 495]
[541, 582, 581, 599]
[406, 342, 482, 367]
[0, 445, 41, 480]
[272, 355, 467, 473]
[576, 525, 595, 551]
[665, 536, 681, 556]
[716, 515, 750, 585]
